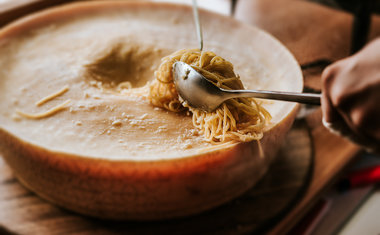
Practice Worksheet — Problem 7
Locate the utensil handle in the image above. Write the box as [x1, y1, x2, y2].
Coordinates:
[192, 0, 203, 51]
[223, 89, 321, 105]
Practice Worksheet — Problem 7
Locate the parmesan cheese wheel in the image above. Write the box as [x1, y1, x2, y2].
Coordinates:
[0, 1, 303, 220]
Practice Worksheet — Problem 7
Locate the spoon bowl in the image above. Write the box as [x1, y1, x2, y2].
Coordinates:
[173, 61, 224, 112]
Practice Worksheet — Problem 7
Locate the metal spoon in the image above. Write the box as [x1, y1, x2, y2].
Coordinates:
[172, 61, 321, 112]
[192, 0, 203, 51]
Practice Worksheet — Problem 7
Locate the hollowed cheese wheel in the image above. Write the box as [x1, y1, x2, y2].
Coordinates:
[0, 1, 303, 220]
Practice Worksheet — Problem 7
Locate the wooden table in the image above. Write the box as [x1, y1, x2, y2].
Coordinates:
[0, 0, 369, 234]
[235, 1, 380, 233]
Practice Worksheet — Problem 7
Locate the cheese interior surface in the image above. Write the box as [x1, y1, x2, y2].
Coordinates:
[0, 4, 301, 159]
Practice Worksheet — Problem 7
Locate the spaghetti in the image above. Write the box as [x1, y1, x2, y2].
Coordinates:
[16, 85, 71, 119]
[16, 99, 71, 119]
[35, 85, 69, 106]
[148, 49, 271, 143]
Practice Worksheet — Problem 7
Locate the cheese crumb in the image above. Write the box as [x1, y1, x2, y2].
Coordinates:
[112, 119, 122, 126]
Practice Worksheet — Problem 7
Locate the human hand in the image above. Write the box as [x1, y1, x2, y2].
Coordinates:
[321, 38, 380, 152]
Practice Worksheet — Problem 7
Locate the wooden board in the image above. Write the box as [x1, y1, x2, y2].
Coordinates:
[0, 120, 313, 235]
[268, 110, 360, 235]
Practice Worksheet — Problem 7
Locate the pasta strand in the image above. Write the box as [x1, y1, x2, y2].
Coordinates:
[148, 49, 271, 143]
